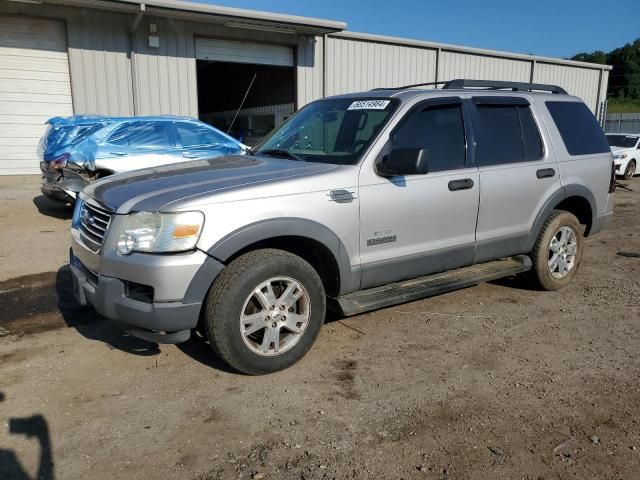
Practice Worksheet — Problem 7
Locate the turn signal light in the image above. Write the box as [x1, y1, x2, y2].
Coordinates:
[172, 224, 201, 239]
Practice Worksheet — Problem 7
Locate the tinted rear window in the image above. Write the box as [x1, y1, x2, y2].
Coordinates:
[546, 101, 609, 156]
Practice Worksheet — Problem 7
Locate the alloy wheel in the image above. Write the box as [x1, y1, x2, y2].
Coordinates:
[548, 226, 578, 279]
[239, 277, 311, 356]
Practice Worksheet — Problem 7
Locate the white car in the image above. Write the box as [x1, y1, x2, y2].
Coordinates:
[606, 133, 639, 179]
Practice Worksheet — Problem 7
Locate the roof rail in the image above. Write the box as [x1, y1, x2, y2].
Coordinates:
[442, 79, 567, 94]
[370, 81, 448, 91]
[371, 79, 567, 94]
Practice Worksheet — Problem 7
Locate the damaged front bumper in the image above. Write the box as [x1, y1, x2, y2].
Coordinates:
[40, 162, 90, 203]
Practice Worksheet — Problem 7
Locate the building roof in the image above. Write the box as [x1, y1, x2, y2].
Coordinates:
[46, 0, 347, 35]
[41, 1, 610, 71]
[334, 31, 612, 71]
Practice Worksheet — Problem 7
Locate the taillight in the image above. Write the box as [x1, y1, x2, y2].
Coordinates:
[50, 153, 69, 170]
[609, 161, 616, 193]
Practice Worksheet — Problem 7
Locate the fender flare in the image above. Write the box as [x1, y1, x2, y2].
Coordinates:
[206, 218, 359, 295]
[527, 185, 597, 251]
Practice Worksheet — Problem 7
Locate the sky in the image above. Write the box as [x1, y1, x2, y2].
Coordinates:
[197, 0, 638, 59]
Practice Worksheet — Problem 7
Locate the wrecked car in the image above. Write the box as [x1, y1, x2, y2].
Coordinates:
[39, 115, 247, 203]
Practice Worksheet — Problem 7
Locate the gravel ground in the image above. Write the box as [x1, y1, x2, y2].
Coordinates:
[0, 176, 639, 480]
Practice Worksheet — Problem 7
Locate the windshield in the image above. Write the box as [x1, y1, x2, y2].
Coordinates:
[254, 98, 398, 165]
[606, 134, 639, 148]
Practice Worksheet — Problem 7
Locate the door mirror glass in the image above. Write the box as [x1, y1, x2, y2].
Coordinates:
[376, 148, 429, 177]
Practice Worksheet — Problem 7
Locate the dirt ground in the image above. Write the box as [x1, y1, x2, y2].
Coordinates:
[1, 176, 639, 480]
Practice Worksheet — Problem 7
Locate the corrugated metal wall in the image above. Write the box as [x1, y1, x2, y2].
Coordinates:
[533, 62, 602, 111]
[0, 2, 612, 124]
[297, 35, 324, 107]
[131, 17, 298, 117]
[67, 10, 134, 116]
[324, 35, 437, 96]
[323, 32, 609, 117]
[0, 3, 135, 116]
[131, 18, 198, 117]
[438, 50, 531, 83]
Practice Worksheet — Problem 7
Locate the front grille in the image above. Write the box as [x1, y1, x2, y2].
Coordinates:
[78, 201, 112, 252]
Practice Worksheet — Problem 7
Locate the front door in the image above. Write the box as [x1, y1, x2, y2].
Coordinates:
[358, 98, 480, 290]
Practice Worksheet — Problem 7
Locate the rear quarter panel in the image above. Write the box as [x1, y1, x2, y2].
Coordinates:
[534, 97, 614, 220]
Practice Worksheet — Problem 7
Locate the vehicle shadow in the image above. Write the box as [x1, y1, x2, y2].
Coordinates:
[33, 195, 73, 220]
[56, 265, 160, 356]
[55, 265, 339, 374]
[175, 333, 239, 374]
[0, 392, 55, 480]
[489, 272, 542, 291]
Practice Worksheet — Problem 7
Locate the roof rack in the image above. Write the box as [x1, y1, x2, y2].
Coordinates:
[370, 81, 447, 91]
[442, 79, 567, 94]
[371, 79, 567, 94]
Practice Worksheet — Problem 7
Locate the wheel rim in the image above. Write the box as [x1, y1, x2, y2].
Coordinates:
[626, 162, 636, 177]
[239, 276, 311, 356]
[548, 226, 578, 279]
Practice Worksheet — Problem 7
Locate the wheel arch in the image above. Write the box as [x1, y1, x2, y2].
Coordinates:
[206, 218, 359, 296]
[527, 186, 597, 251]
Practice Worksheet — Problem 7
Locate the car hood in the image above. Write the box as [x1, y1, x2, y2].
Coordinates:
[82, 155, 339, 214]
[610, 146, 632, 153]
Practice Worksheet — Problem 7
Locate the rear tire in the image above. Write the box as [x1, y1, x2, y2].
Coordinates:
[623, 160, 636, 180]
[530, 210, 583, 291]
[204, 249, 326, 375]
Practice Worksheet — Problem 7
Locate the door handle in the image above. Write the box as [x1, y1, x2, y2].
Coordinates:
[110, 152, 127, 156]
[183, 152, 198, 159]
[448, 178, 474, 191]
[536, 168, 556, 179]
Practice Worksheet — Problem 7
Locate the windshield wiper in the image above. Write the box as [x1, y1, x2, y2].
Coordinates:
[258, 149, 303, 161]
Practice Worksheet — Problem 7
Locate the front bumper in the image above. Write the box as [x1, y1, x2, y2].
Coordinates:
[40, 163, 90, 203]
[70, 241, 224, 343]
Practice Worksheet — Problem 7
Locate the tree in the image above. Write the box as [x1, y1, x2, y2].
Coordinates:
[572, 39, 640, 101]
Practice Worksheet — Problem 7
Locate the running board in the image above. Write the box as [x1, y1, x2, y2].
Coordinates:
[329, 255, 532, 317]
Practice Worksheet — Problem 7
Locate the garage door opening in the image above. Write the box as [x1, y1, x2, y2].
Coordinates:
[196, 60, 295, 147]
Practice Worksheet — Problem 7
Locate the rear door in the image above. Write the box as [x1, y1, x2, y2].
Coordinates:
[470, 96, 561, 263]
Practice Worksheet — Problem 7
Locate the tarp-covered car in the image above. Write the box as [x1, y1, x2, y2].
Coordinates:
[39, 115, 248, 203]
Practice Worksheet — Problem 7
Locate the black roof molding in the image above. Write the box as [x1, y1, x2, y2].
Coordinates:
[373, 79, 567, 94]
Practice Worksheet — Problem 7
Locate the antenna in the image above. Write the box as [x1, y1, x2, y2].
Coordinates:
[227, 73, 257, 135]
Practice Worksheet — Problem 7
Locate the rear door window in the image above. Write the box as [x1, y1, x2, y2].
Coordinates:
[546, 101, 609, 156]
[107, 122, 174, 149]
[473, 99, 544, 166]
[390, 103, 467, 172]
[175, 122, 229, 147]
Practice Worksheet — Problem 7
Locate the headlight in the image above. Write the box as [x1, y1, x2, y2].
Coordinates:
[613, 153, 627, 160]
[117, 211, 204, 255]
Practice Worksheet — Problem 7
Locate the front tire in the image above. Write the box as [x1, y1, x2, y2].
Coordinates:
[530, 210, 584, 291]
[623, 160, 636, 180]
[204, 249, 326, 375]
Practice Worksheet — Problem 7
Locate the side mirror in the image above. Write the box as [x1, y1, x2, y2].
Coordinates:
[376, 148, 429, 177]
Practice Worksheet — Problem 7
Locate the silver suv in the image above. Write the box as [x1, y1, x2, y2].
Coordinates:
[70, 79, 615, 375]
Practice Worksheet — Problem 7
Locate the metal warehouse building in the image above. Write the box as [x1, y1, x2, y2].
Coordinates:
[1, 0, 612, 174]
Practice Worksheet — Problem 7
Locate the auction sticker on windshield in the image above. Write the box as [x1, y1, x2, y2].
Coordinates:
[348, 100, 391, 110]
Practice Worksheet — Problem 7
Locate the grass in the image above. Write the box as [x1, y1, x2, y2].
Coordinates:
[606, 101, 640, 114]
